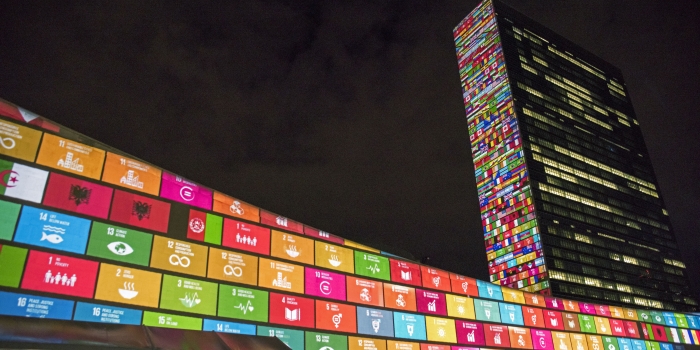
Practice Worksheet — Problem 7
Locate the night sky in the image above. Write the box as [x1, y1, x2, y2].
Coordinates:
[1, 1, 699, 301]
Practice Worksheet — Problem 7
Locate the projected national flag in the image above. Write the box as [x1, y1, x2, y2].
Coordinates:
[0, 159, 48, 203]
[42, 173, 113, 219]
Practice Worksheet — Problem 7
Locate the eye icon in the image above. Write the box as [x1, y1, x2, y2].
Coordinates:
[107, 241, 134, 256]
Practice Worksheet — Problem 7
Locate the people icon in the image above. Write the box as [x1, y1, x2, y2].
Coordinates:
[235, 233, 257, 246]
[43, 270, 77, 287]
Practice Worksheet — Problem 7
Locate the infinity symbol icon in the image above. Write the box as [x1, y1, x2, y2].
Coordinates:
[0, 137, 16, 150]
[169, 254, 191, 267]
[223, 265, 243, 277]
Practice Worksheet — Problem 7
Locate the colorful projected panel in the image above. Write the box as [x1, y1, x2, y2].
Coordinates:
[217, 284, 269, 323]
[306, 332, 348, 350]
[73, 301, 143, 325]
[0, 160, 48, 204]
[14, 206, 91, 254]
[207, 247, 258, 286]
[394, 312, 427, 341]
[2, 98, 700, 350]
[202, 319, 256, 334]
[86, 222, 153, 266]
[213, 191, 260, 222]
[222, 218, 271, 255]
[101, 152, 162, 196]
[150, 236, 208, 277]
[187, 209, 223, 244]
[0, 200, 20, 241]
[261, 210, 303, 234]
[315, 300, 357, 333]
[160, 172, 212, 210]
[0, 245, 27, 287]
[159, 274, 217, 316]
[390, 258, 422, 287]
[453, 0, 541, 291]
[94, 263, 162, 308]
[315, 241, 354, 274]
[355, 250, 390, 281]
[142, 311, 202, 330]
[0, 290, 74, 320]
[305, 267, 346, 301]
[258, 326, 305, 350]
[269, 292, 315, 328]
[357, 306, 394, 337]
[384, 283, 417, 312]
[347, 276, 384, 307]
[36, 134, 105, 179]
[20, 250, 99, 298]
[271, 230, 314, 265]
[259, 258, 304, 294]
[109, 189, 170, 233]
[0, 119, 43, 162]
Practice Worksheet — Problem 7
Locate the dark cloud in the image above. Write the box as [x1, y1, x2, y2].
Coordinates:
[1, 0, 699, 297]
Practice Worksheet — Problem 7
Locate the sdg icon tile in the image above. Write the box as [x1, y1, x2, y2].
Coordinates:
[73, 301, 143, 325]
[258, 326, 305, 350]
[393, 312, 427, 341]
[150, 235, 208, 277]
[258, 258, 304, 294]
[159, 274, 218, 316]
[349, 336, 387, 350]
[160, 172, 212, 210]
[426, 316, 457, 343]
[21, 250, 98, 298]
[213, 191, 260, 223]
[354, 251, 390, 281]
[14, 206, 91, 254]
[101, 152, 162, 196]
[268, 292, 315, 328]
[271, 230, 314, 265]
[218, 284, 269, 323]
[306, 331, 348, 350]
[305, 267, 346, 301]
[347, 276, 384, 307]
[315, 241, 354, 274]
[86, 222, 153, 266]
[94, 263, 162, 308]
[315, 300, 357, 333]
[357, 306, 394, 337]
[36, 134, 105, 179]
[142, 311, 202, 330]
[207, 247, 258, 286]
[0, 290, 74, 320]
[384, 283, 417, 312]
[0, 119, 43, 162]
[203, 319, 256, 334]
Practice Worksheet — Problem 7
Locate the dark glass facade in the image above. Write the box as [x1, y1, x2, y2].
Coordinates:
[454, 0, 696, 311]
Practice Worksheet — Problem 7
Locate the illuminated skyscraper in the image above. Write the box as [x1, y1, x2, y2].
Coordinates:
[454, 0, 696, 311]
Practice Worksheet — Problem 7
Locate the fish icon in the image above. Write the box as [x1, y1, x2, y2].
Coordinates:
[41, 232, 64, 244]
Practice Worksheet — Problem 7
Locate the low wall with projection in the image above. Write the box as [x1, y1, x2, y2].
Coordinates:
[0, 98, 697, 350]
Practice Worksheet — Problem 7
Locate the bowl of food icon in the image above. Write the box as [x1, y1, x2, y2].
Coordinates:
[118, 289, 139, 299]
[285, 249, 300, 258]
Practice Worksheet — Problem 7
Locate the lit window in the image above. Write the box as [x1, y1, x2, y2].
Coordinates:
[532, 55, 548, 67]
[547, 46, 606, 80]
